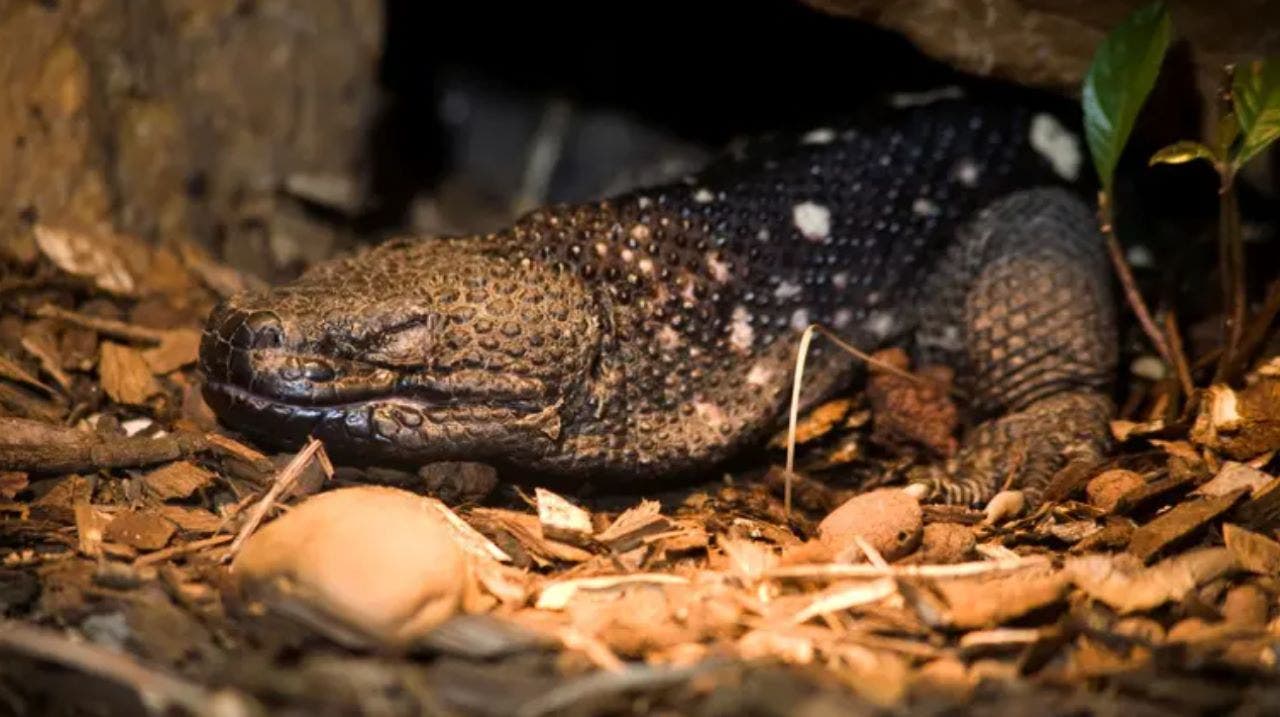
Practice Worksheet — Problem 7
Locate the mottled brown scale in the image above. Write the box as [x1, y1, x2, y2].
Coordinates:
[201, 98, 1116, 504]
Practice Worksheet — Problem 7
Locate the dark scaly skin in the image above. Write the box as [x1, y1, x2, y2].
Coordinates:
[200, 98, 1117, 505]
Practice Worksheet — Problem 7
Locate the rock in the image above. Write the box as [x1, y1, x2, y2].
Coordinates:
[1085, 469, 1146, 513]
[914, 522, 975, 564]
[232, 485, 470, 649]
[0, 1, 382, 274]
[799, 0, 1280, 96]
[1222, 583, 1269, 627]
[818, 488, 923, 561]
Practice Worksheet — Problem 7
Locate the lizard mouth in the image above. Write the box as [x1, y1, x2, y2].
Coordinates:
[199, 310, 565, 461]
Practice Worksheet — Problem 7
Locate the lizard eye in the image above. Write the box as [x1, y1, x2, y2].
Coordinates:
[362, 315, 441, 366]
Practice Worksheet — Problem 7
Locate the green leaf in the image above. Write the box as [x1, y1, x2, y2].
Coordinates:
[1149, 140, 1215, 166]
[1232, 58, 1280, 168]
[1081, 2, 1173, 191]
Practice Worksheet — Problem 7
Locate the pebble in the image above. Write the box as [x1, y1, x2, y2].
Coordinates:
[232, 485, 468, 648]
[818, 488, 922, 561]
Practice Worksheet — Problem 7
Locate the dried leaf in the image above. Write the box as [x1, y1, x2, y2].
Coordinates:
[535, 574, 688, 611]
[1223, 523, 1280, 575]
[34, 225, 136, 295]
[99, 342, 162, 405]
[1194, 462, 1272, 498]
[1067, 548, 1235, 613]
[141, 461, 215, 501]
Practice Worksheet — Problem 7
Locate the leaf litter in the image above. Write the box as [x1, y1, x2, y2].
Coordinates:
[6, 233, 1280, 715]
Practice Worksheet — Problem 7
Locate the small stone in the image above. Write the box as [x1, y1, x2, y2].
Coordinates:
[818, 488, 922, 561]
[1222, 583, 1269, 627]
[232, 486, 469, 648]
[915, 523, 975, 564]
[1085, 469, 1146, 513]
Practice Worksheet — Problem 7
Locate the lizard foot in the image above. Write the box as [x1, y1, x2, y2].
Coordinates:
[907, 391, 1112, 508]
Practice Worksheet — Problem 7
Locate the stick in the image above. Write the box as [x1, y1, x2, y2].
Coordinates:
[224, 437, 328, 562]
[1097, 191, 1180, 372]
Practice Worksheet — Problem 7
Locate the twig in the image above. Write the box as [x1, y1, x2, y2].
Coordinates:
[1097, 191, 1177, 370]
[224, 437, 328, 562]
[1214, 63, 1248, 384]
[33, 304, 167, 345]
[1230, 277, 1280, 377]
[783, 323, 949, 515]
[0, 419, 208, 473]
[134, 534, 234, 567]
[1162, 310, 1195, 399]
[0, 619, 244, 714]
[764, 553, 1049, 580]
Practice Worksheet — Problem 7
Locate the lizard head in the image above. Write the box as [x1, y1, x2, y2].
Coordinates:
[199, 236, 603, 467]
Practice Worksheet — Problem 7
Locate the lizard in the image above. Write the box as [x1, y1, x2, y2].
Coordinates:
[199, 94, 1117, 507]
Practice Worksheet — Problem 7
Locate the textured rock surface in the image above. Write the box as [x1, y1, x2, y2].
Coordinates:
[0, 0, 382, 274]
[800, 0, 1280, 94]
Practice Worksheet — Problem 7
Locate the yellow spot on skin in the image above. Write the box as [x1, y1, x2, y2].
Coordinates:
[729, 305, 754, 353]
[792, 202, 830, 241]
[746, 363, 773, 386]
[694, 401, 726, 430]
[706, 252, 731, 283]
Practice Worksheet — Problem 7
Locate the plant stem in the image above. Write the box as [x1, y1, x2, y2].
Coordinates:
[1214, 167, 1247, 383]
[1096, 190, 1176, 370]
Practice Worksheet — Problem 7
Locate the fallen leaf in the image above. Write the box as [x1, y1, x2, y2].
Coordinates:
[1194, 462, 1272, 498]
[34, 224, 136, 295]
[535, 573, 688, 611]
[1223, 523, 1280, 575]
[1067, 548, 1235, 613]
[99, 342, 162, 405]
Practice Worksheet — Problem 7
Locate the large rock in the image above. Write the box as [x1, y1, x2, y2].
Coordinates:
[0, 0, 383, 275]
[801, 0, 1280, 94]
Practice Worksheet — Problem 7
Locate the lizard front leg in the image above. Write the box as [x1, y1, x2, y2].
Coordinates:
[910, 188, 1117, 507]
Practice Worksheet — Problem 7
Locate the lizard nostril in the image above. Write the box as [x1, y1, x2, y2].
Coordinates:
[301, 360, 335, 382]
[244, 311, 284, 349]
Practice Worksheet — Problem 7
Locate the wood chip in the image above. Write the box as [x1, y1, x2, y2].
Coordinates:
[1223, 523, 1280, 575]
[936, 571, 1069, 629]
[105, 511, 177, 551]
[1194, 462, 1272, 498]
[595, 500, 672, 552]
[141, 461, 215, 501]
[536, 487, 594, 547]
[1128, 490, 1246, 562]
[99, 342, 163, 405]
[535, 574, 688, 611]
[74, 502, 110, 557]
[155, 505, 223, 535]
[141, 330, 202, 375]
